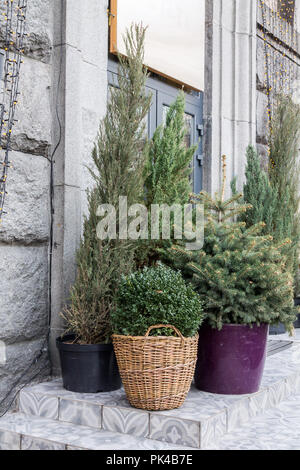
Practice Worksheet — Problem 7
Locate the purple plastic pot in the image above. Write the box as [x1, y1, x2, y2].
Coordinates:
[195, 323, 269, 395]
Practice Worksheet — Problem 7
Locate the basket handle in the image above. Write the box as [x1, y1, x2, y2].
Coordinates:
[145, 324, 184, 341]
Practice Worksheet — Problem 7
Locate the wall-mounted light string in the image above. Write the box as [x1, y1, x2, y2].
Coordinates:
[0, 0, 28, 222]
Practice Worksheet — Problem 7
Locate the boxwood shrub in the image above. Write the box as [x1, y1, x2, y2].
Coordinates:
[111, 263, 204, 337]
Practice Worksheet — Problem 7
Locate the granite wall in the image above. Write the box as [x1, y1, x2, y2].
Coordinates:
[0, 0, 53, 412]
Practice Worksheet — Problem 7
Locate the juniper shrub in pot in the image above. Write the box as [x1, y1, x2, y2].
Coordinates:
[164, 157, 298, 395]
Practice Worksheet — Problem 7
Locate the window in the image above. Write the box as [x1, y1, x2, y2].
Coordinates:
[108, 60, 204, 193]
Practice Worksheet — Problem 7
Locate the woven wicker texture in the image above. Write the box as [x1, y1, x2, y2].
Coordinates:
[112, 324, 198, 411]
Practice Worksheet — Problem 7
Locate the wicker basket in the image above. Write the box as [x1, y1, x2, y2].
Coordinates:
[112, 324, 198, 411]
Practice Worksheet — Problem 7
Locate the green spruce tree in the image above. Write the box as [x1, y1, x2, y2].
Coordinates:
[136, 92, 197, 267]
[241, 145, 277, 234]
[269, 95, 300, 288]
[242, 97, 300, 291]
[62, 25, 151, 344]
[144, 91, 196, 206]
[165, 156, 298, 333]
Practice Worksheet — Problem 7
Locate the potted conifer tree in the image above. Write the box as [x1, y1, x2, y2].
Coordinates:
[242, 95, 300, 333]
[167, 156, 298, 395]
[56, 25, 152, 393]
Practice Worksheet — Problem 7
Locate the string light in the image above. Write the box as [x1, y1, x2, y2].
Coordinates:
[0, 0, 28, 223]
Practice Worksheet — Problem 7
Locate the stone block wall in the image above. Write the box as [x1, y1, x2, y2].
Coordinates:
[0, 0, 53, 412]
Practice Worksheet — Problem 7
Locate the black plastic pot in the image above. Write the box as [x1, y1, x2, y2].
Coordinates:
[56, 335, 122, 393]
[269, 323, 286, 335]
[294, 298, 300, 329]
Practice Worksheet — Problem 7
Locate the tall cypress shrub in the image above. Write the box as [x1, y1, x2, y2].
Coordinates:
[136, 91, 197, 266]
[241, 145, 277, 235]
[242, 96, 300, 291]
[62, 25, 152, 344]
[269, 95, 300, 286]
[144, 91, 196, 206]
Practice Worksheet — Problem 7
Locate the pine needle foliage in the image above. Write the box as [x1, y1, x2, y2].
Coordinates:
[136, 92, 196, 267]
[241, 145, 277, 234]
[90, 24, 152, 209]
[164, 157, 298, 333]
[144, 91, 196, 206]
[268, 95, 300, 286]
[242, 97, 300, 290]
[61, 191, 133, 344]
[61, 25, 152, 344]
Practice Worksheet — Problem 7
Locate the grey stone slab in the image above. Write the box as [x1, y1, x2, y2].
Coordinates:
[16, 342, 300, 448]
[207, 393, 300, 450]
[0, 430, 21, 450]
[21, 436, 65, 450]
[20, 390, 59, 420]
[149, 414, 200, 448]
[0, 414, 89, 447]
[67, 445, 86, 450]
[0, 151, 50, 244]
[266, 381, 288, 410]
[227, 397, 251, 433]
[0, 339, 50, 416]
[248, 389, 269, 418]
[200, 411, 227, 449]
[12, 58, 52, 149]
[0, 414, 193, 451]
[59, 398, 101, 428]
[103, 406, 149, 438]
[0, 245, 49, 343]
[0, 0, 53, 63]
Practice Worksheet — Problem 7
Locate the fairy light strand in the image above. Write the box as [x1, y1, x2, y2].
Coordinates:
[0, 0, 28, 223]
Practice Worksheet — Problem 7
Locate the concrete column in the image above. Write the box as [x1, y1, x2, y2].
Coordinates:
[50, 0, 108, 373]
[203, 0, 257, 195]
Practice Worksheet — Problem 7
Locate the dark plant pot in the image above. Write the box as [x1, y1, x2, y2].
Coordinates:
[195, 323, 269, 395]
[56, 335, 122, 393]
[269, 323, 286, 335]
[294, 298, 300, 329]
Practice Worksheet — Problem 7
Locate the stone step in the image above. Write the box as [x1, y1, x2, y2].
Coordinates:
[0, 413, 193, 450]
[16, 341, 300, 449]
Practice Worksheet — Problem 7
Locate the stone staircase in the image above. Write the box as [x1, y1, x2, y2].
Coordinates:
[0, 339, 300, 450]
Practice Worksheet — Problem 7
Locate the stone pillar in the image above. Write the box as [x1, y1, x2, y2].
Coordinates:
[203, 0, 257, 195]
[49, 0, 109, 373]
